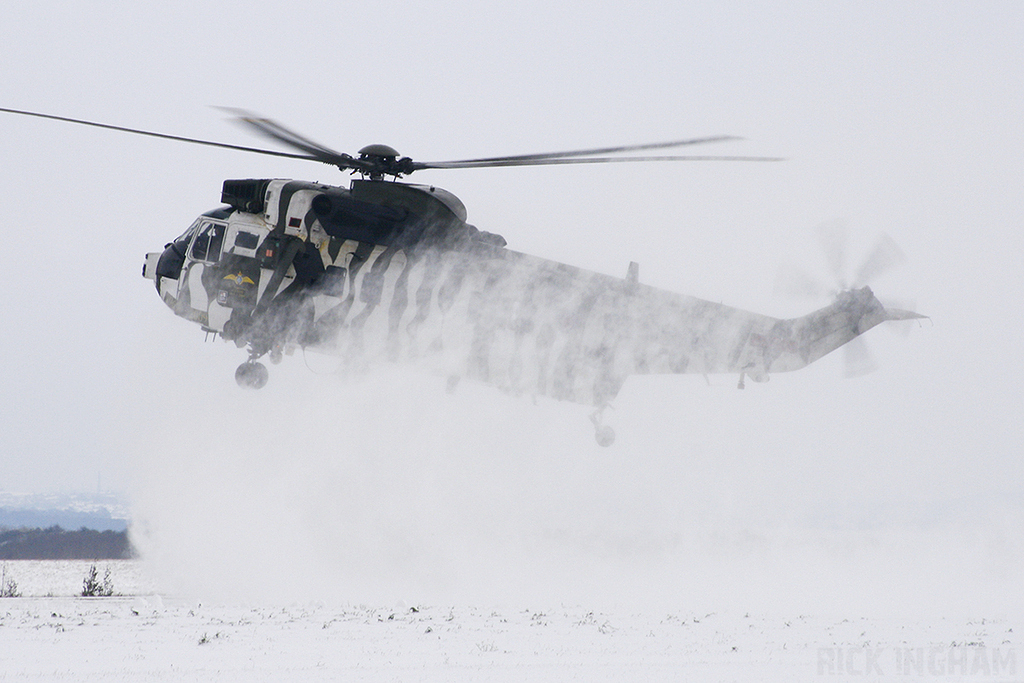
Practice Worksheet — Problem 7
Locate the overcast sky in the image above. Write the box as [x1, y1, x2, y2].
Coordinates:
[0, 2, 1021, 611]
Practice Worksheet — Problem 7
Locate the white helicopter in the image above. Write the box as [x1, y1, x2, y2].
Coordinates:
[1, 107, 924, 445]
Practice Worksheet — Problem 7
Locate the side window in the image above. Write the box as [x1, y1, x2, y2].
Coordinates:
[234, 231, 260, 250]
[189, 222, 226, 262]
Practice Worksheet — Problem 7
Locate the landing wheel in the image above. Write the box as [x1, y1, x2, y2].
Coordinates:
[235, 361, 269, 389]
[589, 406, 616, 447]
[595, 425, 616, 447]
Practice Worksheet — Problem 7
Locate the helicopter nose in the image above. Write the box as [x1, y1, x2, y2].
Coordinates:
[143, 252, 160, 280]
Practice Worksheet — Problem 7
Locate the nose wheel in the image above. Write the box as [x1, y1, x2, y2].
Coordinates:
[235, 360, 269, 389]
[589, 406, 616, 447]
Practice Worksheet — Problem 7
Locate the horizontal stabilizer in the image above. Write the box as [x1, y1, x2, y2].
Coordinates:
[884, 307, 928, 322]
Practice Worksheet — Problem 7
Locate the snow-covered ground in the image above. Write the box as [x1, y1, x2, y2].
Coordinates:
[1, 560, 1020, 681]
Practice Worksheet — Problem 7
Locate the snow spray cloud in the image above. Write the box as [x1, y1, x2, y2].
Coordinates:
[120, 383, 1016, 615]
[119, 244, 1024, 614]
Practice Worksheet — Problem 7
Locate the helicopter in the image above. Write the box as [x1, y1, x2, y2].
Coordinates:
[1, 107, 924, 445]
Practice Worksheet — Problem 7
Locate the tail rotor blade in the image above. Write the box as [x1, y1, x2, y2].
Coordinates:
[816, 220, 849, 289]
[773, 263, 830, 300]
[854, 233, 907, 286]
[843, 335, 877, 378]
[886, 319, 917, 337]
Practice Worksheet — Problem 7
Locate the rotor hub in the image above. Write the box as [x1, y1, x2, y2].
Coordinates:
[355, 144, 416, 179]
[358, 143, 400, 159]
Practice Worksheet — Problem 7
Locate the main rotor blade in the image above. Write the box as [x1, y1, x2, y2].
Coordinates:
[415, 154, 783, 170]
[2, 106, 782, 177]
[419, 135, 742, 167]
[216, 107, 347, 162]
[0, 107, 320, 162]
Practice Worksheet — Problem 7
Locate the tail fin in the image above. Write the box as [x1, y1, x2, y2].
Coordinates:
[792, 287, 925, 369]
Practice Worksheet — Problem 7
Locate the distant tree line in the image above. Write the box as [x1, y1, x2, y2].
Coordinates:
[0, 508, 127, 532]
[0, 526, 133, 560]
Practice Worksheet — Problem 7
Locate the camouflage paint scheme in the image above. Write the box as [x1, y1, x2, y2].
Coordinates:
[145, 178, 920, 408]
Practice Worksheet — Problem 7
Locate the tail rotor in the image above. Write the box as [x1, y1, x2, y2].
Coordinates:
[774, 220, 920, 377]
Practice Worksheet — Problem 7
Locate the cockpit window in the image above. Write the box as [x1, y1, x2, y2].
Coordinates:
[172, 219, 201, 245]
[189, 222, 226, 262]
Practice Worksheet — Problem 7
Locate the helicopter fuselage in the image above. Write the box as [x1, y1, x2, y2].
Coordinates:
[144, 178, 902, 408]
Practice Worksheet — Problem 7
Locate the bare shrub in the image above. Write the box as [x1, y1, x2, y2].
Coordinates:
[81, 564, 114, 597]
[1, 564, 20, 598]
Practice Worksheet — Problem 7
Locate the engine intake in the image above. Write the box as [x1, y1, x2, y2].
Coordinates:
[222, 179, 271, 213]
